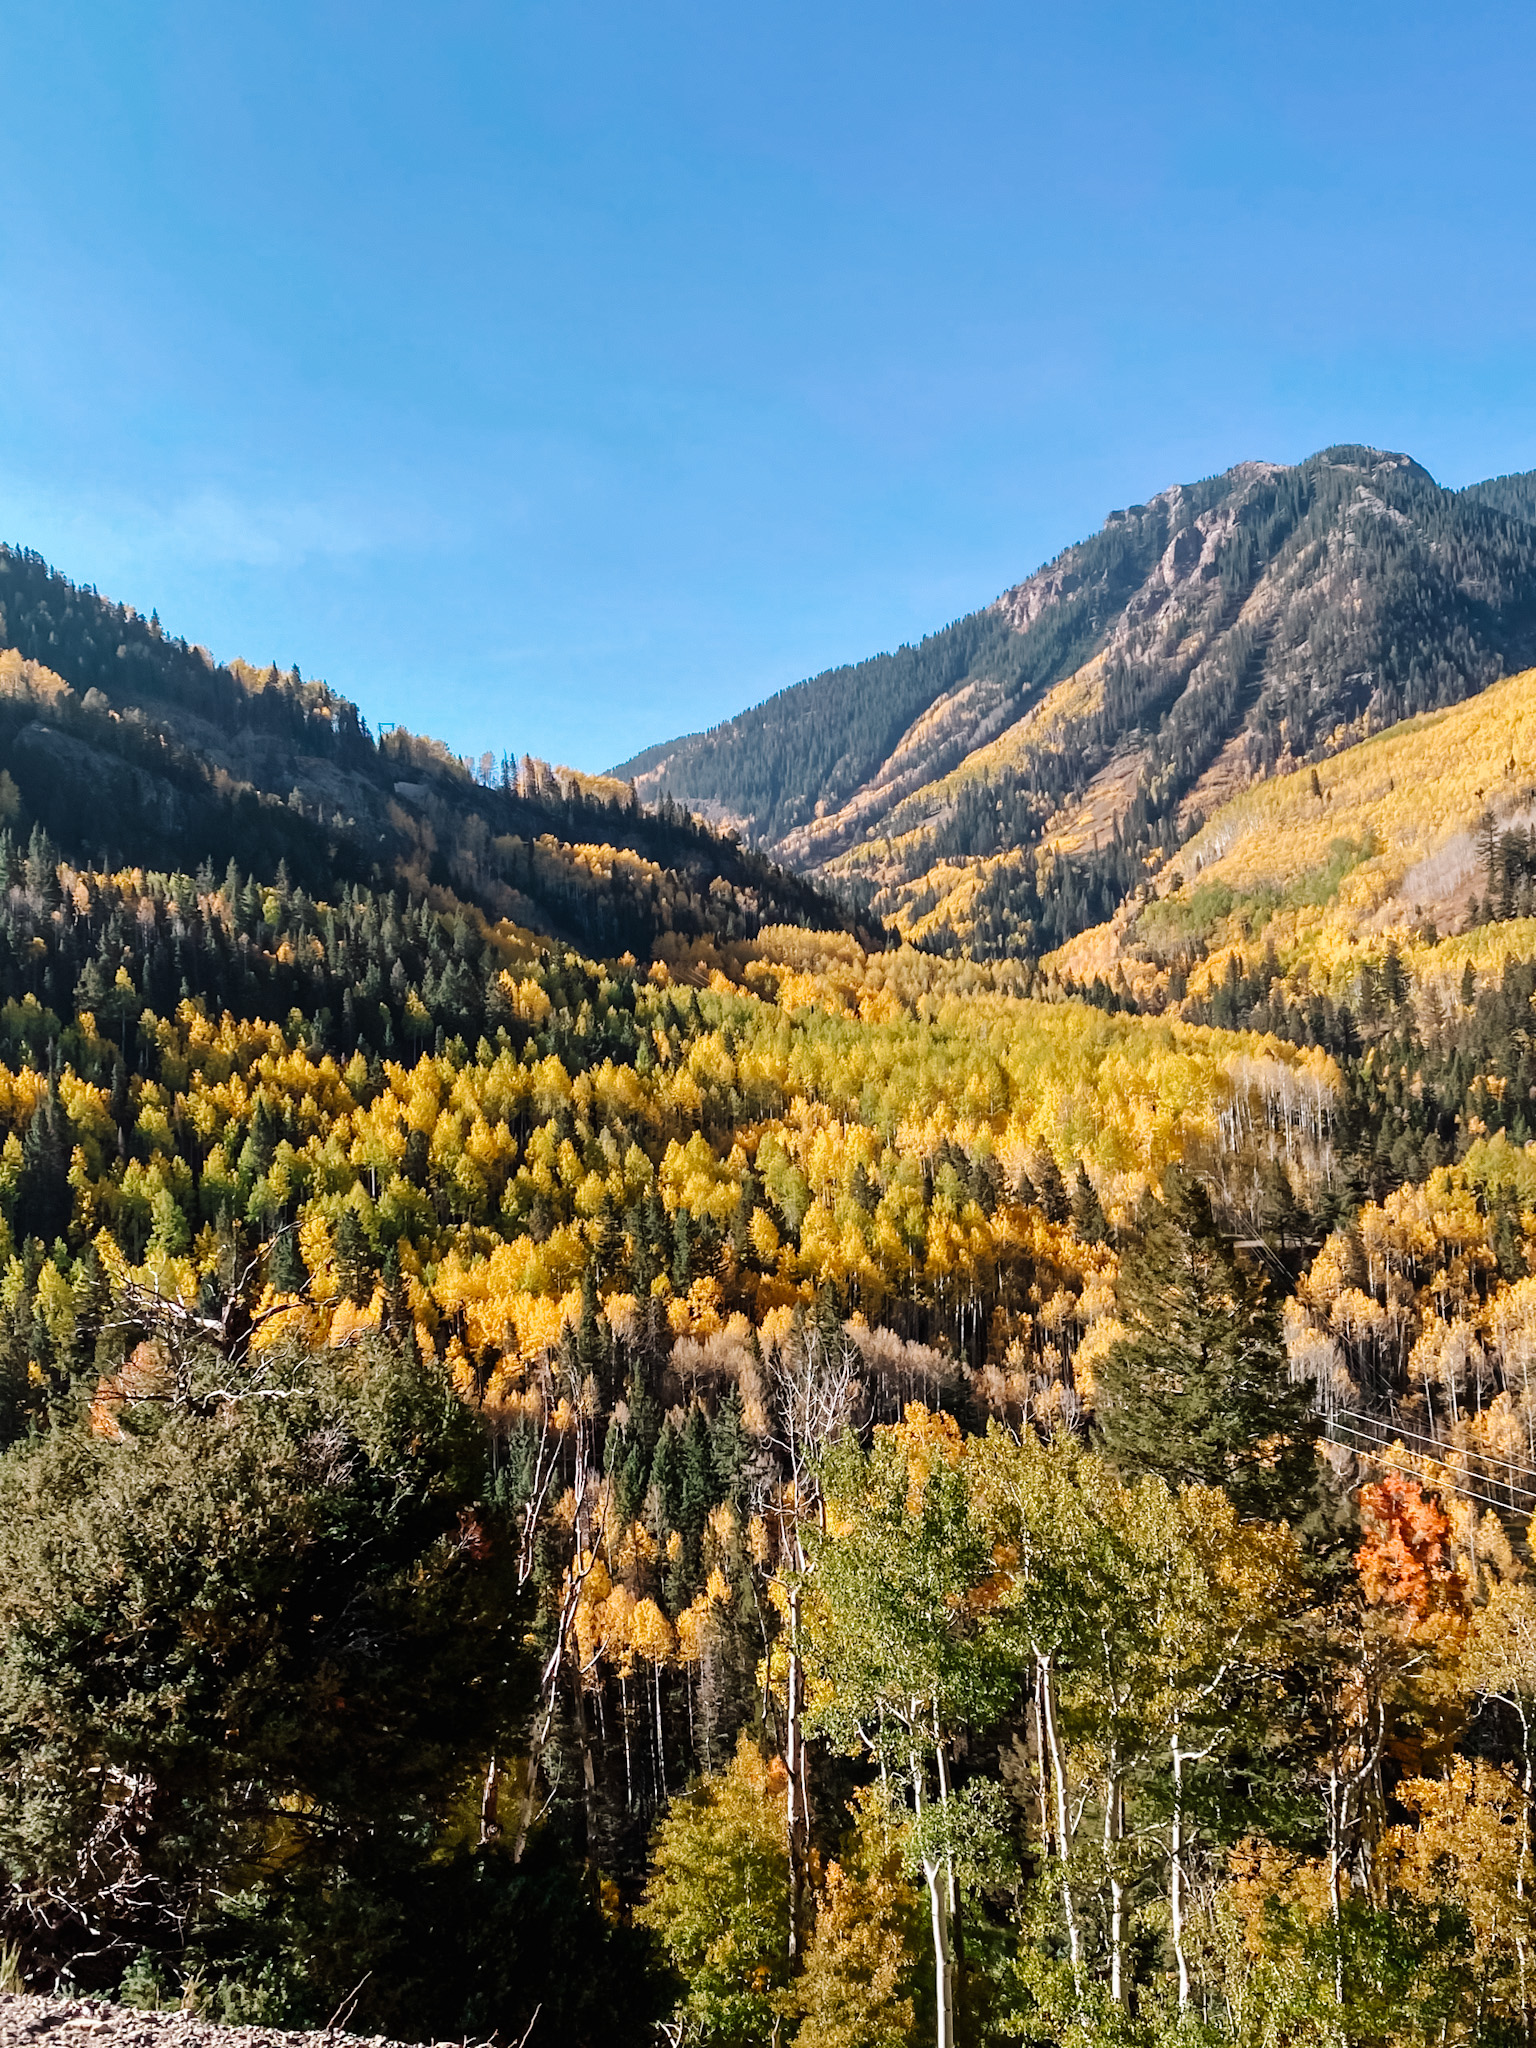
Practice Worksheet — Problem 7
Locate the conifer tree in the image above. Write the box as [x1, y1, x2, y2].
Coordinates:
[269, 1224, 307, 1297]
[334, 1207, 373, 1306]
[1069, 1163, 1108, 1244]
[20, 1080, 72, 1246]
[1030, 1150, 1070, 1224]
[1093, 1170, 1321, 1524]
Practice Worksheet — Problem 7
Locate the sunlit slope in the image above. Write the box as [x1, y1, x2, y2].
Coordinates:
[1049, 663, 1536, 1001]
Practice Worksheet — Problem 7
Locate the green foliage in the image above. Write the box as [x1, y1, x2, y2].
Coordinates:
[1094, 1171, 1321, 1525]
[637, 1738, 792, 2047]
[0, 1337, 529, 1989]
[1135, 838, 1378, 959]
[806, 1416, 1017, 1767]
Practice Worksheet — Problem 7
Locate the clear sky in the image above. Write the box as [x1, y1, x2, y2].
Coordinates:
[2, 3, 1534, 773]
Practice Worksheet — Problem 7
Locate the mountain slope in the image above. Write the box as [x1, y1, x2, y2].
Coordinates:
[619, 446, 1536, 957]
[1462, 468, 1536, 525]
[1047, 659, 1536, 1021]
[0, 546, 853, 959]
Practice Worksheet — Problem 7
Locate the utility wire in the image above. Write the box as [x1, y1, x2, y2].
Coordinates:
[1328, 1411, 1536, 1498]
[1326, 1421, 1536, 1520]
[1330, 1404, 1536, 1486]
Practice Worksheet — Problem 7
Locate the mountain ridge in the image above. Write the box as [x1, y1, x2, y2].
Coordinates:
[0, 544, 856, 962]
[617, 446, 1536, 957]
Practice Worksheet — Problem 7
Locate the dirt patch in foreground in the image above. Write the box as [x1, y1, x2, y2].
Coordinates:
[0, 1995, 468, 2048]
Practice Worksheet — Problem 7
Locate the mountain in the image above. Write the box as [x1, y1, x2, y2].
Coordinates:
[616, 446, 1536, 956]
[0, 545, 853, 960]
[16, 477, 1536, 2035]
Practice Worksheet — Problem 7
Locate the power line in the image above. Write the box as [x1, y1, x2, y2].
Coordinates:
[1330, 1404, 1536, 1488]
[1330, 1430, 1527, 1521]
[1328, 1414, 1536, 1504]
[1326, 1421, 1536, 1520]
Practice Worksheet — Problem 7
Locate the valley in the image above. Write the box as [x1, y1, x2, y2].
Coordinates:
[5, 460, 1536, 2042]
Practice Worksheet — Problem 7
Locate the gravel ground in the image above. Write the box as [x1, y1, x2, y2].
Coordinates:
[0, 1996, 472, 2048]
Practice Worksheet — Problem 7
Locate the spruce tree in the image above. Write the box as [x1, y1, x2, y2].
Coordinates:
[1070, 1163, 1109, 1243]
[269, 1223, 307, 1296]
[1093, 1169, 1320, 1524]
[334, 1207, 373, 1306]
[1030, 1150, 1070, 1224]
[19, 1080, 72, 1245]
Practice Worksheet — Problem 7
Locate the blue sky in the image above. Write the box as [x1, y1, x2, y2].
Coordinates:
[2, 3, 1534, 772]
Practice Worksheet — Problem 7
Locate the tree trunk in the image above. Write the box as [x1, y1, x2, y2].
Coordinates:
[785, 1586, 811, 1965]
[1038, 1653, 1082, 1989]
[1104, 1764, 1124, 2006]
[913, 1758, 955, 2048]
[1327, 1757, 1345, 2007]
[653, 1660, 667, 1800]
[621, 1670, 633, 1810]
[1171, 1733, 1190, 2010]
[925, 1857, 955, 2048]
[1031, 1664, 1052, 1851]
[1519, 1706, 1533, 2033]
[480, 1753, 500, 1844]
[513, 1691, 558, 1863]
[571, 1660, 597, 1850]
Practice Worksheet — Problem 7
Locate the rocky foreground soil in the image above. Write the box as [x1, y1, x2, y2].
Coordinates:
[0, 1998, 463, 2048]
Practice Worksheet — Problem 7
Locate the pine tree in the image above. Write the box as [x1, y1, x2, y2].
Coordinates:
[1093, 1170, 1321, 1524]
[334, 1207, 373, 1305]
[1070, 1163, 1109, 1243]
[19, 1081, 72, 1246]
[672, 1210, 693, 1293]
[1030, 1150, 1070, 1224]
[269, 1223, 307, 1297]
[650, 1421, 685, 1536]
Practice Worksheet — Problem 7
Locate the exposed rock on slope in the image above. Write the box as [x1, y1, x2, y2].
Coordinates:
[0, 1997, 437, 2048]
[1047, 661, 1536, 1014]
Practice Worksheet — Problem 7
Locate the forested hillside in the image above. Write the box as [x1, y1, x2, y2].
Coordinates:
[620, 447, 1536, 960]
[15, 536, 1536, 2045]
[0, 547, 850, 961]
[1462, 467, 1536, 525]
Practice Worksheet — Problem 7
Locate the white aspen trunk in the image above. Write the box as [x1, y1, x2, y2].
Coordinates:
[1171, 1733, 1190, 2010]
[786, 1587, 809, 1964]
[1105, 1766, 1124, 2006]
[934, 1700, 959, 1922]
[513, 1689, 559, 1863]
[1038, 1654, 1082, 1988]
[913, 1757, 955, 2048]
[1519, 1705, 1532, 2027]
[1032, 1665, 1052, 1852]
[572, 1662, 597, 1846]
[1328, 1758, 1345, 2007]
[621, 1670, 633, 1809]
[480, 1753, 501, 1843]
[925, 1856, 955, 2048]
[654, 1660, 667, 1799]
